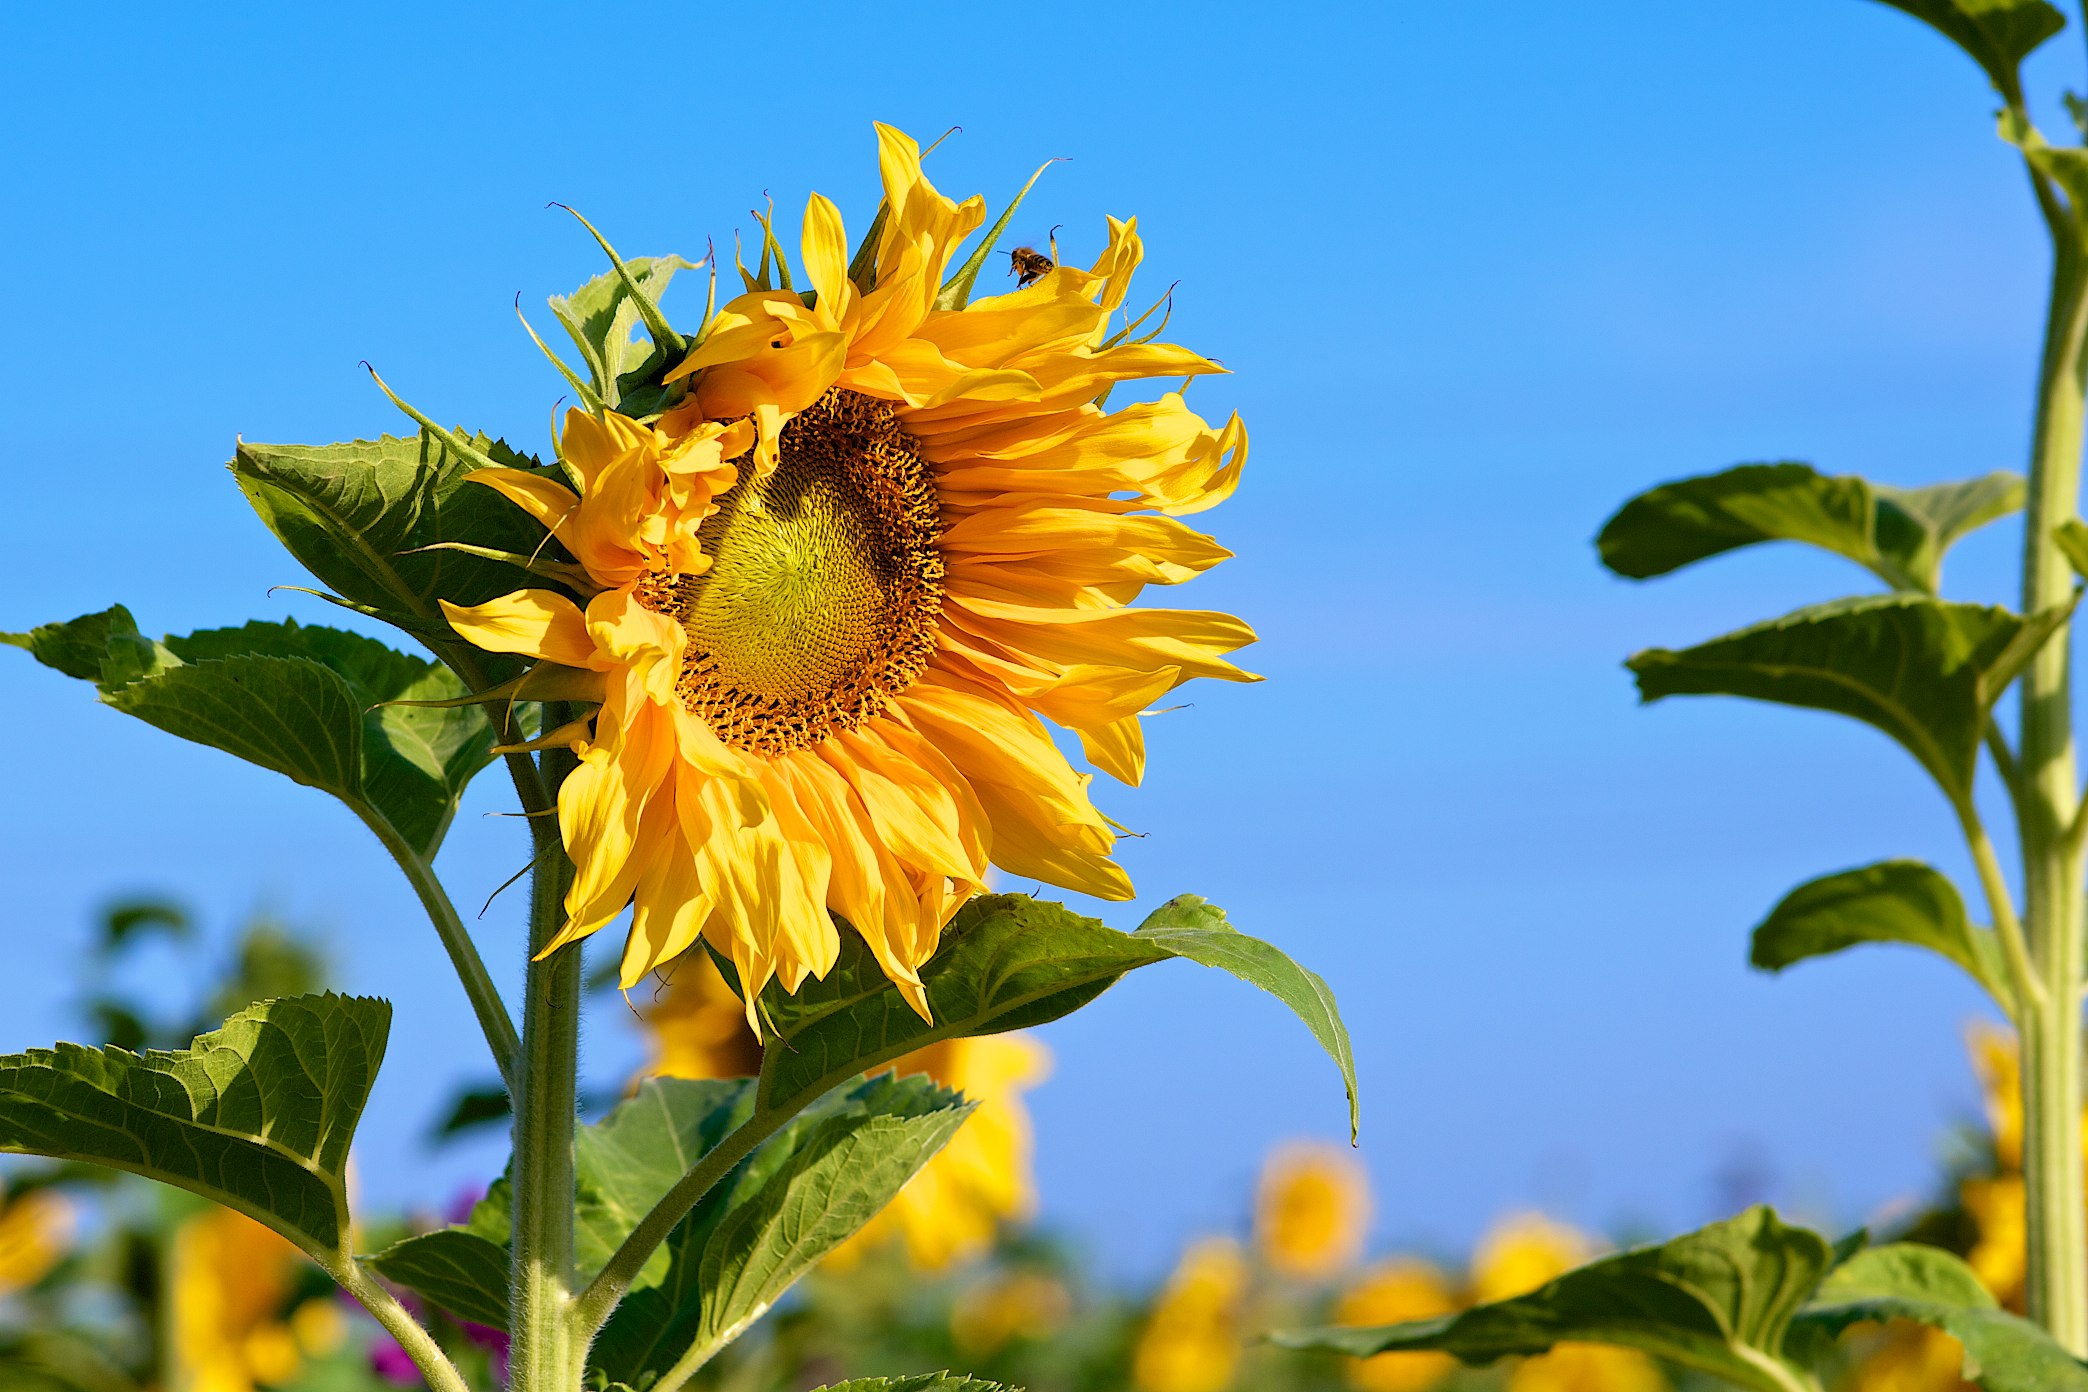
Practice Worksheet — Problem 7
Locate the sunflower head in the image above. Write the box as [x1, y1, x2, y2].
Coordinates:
[444, 122, 1256, 1017]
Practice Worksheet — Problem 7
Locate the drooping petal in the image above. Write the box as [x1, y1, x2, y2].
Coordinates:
[441, 590, 603, 669]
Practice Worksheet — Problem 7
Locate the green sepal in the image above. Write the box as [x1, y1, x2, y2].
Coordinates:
[548, 253, 697, 417]
[0, 994, 388, 1258]
[1271, 1206, 1829, 1392]
[6, 608, 499, 858]
[1870, 0, 2065, 101]
[936, 157, 1062, 311]
[1751, 860, 2009, 1006]
[1627, 593, 2071, 805]
[746, 893, 1359, 1142]
[1596, 461, 2022, 593]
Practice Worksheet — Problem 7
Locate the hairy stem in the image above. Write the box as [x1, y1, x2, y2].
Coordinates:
[328, 1255, 472, 1392]
[508, 742, 584, 1392]
[364, 815, 520, 1095]
[2017, 191, 2088, 1353]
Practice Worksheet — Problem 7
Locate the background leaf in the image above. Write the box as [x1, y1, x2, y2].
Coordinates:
[1750, 860, 2007, 1001]
[1870, 0, 2066, 98]
[751, 894, 1359, 1140]
[1595, 461, 2021, 592]
[0, 994, 387, 1256]
[1271, 1207, 1829, 1392]
[1627, 594, 2061, 803]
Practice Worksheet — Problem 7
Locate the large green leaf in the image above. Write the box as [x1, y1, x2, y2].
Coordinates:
[1750, 861, 2008, 1003]
[230, 430, 559, 679]
[1793, 1244, 2088, 1390]
[374, 1073, 970, 1388]
[1627, 594, 2067, 803]
[5, 608, 495, 856]
[750, 894, 1360, 1141]
[1596, 462, 2021, 593]
[0, 994, 387, 1256]
[1271, 1207, 1830, 1392]
[1870, 0, 2065, 99]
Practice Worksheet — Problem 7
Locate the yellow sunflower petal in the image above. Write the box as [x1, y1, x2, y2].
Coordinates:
[441, 590, 601, 669]
[465, 466, 581, 535]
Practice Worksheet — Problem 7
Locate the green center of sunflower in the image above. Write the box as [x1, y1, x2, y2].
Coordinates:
[663, 388, 943, 757]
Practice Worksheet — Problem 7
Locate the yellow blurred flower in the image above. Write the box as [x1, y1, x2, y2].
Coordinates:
[1509, 1342, 1665, 1392]
[829, 1031, 1051, 1270]
[0, 1178, 72, 1296]
[1256, 1140, 1371, 1280]
[1471, 1213, 1665, 1392]
[640, 952, 765, 1080]
[1966, 1022, 2023, 1171]
[1839, 1321, 1975, 1392]
[1334, 1258, 1458, 1392]
[1134, 1237, 1250, 1392]
[1469, 1212, 1593, 1304]
[1955, 1022, 2088, 1307]
[1961, 1173, 2026, 1307]
[169, 1206, 341, 1392]
[950, 1269, 1074, 1356]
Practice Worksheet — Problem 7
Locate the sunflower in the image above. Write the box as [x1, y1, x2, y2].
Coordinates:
[444, 123, 1253, 1013]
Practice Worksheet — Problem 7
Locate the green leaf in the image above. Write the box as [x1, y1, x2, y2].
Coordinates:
[1627, 593, 2067, 803]
[2055, 519, 2088, 580]
[752, 893, 1360, 1141]
[6, 611, 496, 857]
[1811, 1243, 1997, 1310]
[0, 605, 140, 681]
[1271, 1207, 1830, 1392]
[375, 1073, 971, 1386]
[1750, 860, 2008, 1002]
[1793, 1244, 2088, 1390]
[0, 994, 388, 1256]
[808, 1378, 1012, 1392]
[1871, 0, 2066, 99]
[229, 430, 558, 679]
[548, 256, 694, 416]
[593, 1073, 973, 1382]
[1595, 462, 2022, 593]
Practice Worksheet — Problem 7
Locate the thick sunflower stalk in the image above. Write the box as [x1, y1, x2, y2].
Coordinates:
[1, 123, 1355, 1392]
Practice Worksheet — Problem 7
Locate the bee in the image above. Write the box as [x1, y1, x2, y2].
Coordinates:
[1008, 226, 1064, 288]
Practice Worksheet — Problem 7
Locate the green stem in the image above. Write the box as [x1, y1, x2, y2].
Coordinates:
[508, 742, 585, 1392]
[327, 1254, 473, 1392]
[2016, 182, 2088, 1354]
[1955, 796, 2043, 1017]
[568, 1099, 796, 1338]
[364, 814, 520, 1096]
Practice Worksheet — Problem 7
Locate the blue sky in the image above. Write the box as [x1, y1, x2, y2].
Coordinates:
[0, 0, 2075, 1276]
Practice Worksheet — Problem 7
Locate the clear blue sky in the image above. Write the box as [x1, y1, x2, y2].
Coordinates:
[0, 0, 2070, 1275]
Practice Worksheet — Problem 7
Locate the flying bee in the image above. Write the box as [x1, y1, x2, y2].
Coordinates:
[1008, 225, 1064, 288]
